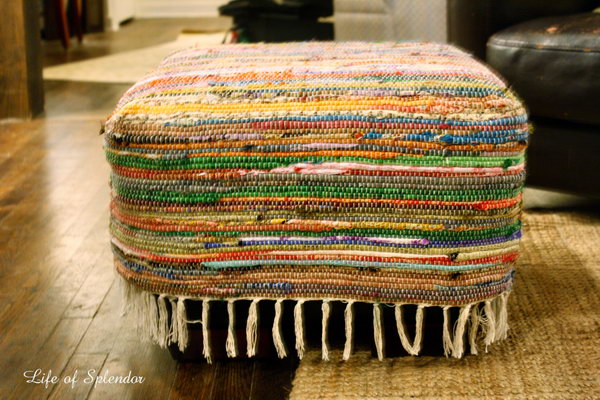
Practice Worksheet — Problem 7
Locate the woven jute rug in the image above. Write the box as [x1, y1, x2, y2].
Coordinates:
[289, 209, 600, 399]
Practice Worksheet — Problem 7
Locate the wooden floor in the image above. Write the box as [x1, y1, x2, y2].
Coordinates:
[0, 18, 297, 400]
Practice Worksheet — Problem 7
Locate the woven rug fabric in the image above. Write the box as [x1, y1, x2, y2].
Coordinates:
[289, 209, 600, 399]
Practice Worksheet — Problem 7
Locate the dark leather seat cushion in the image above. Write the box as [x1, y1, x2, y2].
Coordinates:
[487, 13, 600, 126]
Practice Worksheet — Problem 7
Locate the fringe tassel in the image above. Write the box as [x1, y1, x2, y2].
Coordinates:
[294, 300, 306, 359]
[496, 292, 510, 341]
[442, 306, 454, 357]
[469, 304, 481, 355]
[202, 299, 212, 363]
[168, 298, 178, 346]
[118, 279, 511, 361]
[145, 291, 159, 344]
[156, 295, 169, 348]
[176, 297, 189, 352]
[342, 301, 355, 360]
[119, 277, 131, 316]
[484, 299, 496, 350]
[394, 304, 425, 356]
[246, 299, 259, 357]
[273, 299, 287, 358]
[413, 305, 425, 355]
[321, 301, 331, 361]
[394, 305, 409, 354]
[373, 303, 385, 360]
[226, 300, 237, 358]
[451, 304, 472, 358]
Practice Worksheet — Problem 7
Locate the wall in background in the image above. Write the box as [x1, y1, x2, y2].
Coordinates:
[107, 0, 136, 31]
[334, 0, 448, 42]
[135, 0, 222, 18]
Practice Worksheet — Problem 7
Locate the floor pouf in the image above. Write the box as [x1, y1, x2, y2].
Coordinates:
[104, 42, 529, 361]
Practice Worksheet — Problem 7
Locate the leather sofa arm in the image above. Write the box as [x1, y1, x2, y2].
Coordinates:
[447, 0, 600, 59]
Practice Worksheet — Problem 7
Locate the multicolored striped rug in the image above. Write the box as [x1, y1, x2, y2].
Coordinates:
[104, 42, 529, 361]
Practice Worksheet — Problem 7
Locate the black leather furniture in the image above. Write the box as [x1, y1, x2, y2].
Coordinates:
[448, 1, 600, 196]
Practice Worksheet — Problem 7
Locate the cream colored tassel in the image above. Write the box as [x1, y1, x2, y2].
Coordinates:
[145, 292, 159, 343]
[469, 304, 481, 355]
[246, 299, 260, 357]
[294, 300, 306, 359]
[156, 294, 169, 348]
[484, 299, 496, 350]
[202, 299, 212, 363]
[176, 297, 189, 352]
[413, 305, 425, 355]
[273, 299, 287, 358]
[342, 301, 355, 361]
[496, 292, 510, 341]
[119, 277, 131, 316]
[226, 300, 237, 358]
[452, 304, 472, 358]
[321, 301, 331, 361]
[394, 304, 426, 356]
[373, 303, 385, 361]
[442, 306, 454, 357]
[168, 298, 178, 346]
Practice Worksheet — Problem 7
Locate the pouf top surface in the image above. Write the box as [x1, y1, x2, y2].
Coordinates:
[106, 41, 526, 139]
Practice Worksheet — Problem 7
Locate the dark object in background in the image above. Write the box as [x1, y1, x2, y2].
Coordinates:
[447, 0, 600, 60]
[448, 0, 600, 197]
[219, 0, 333, 43]
[43, 0, 104, 45]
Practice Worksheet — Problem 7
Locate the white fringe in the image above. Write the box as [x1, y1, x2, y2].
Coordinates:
[118, 279, 511, 361]
[246, 299, 259, 357]
[168, 298, 178, 346]
[176, 297, 189, 352]
[373, 303, 385, 361]
[452, 304, 472, 358]
[496, 292, 510, 341]
[342, 301, 355, 360]
[394, 304, 425, 356]
[226, 300, 237, 358]
[442, 306, 454, 357]
[156, 295, 169, 348]
[483, 299, 497, 350]
[202, 299, 212, 363]
[273, 299, 287, 358]
[144, 291, 159, 344]
[321, 301, 331, 361]
[294, 300, 306, 359]
[469, 304, 481, 355]
[119, 277, 131, 316]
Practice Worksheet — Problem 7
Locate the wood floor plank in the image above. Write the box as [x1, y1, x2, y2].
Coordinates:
[169, 362, 217, 400]
[250, 358, 298, 400]
[86, 309, 178, 400]
[74, 281, 123, 355]
[0, 201, 111, 397]
[47, 354, 107, 400]
[63, 245, 113, 319]
[5, 317, 91, 400]
[211, 360, 255, 400]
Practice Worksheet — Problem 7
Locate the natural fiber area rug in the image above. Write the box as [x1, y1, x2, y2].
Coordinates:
[43, 33, 224, 83]
[289, 209, 600, 399]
